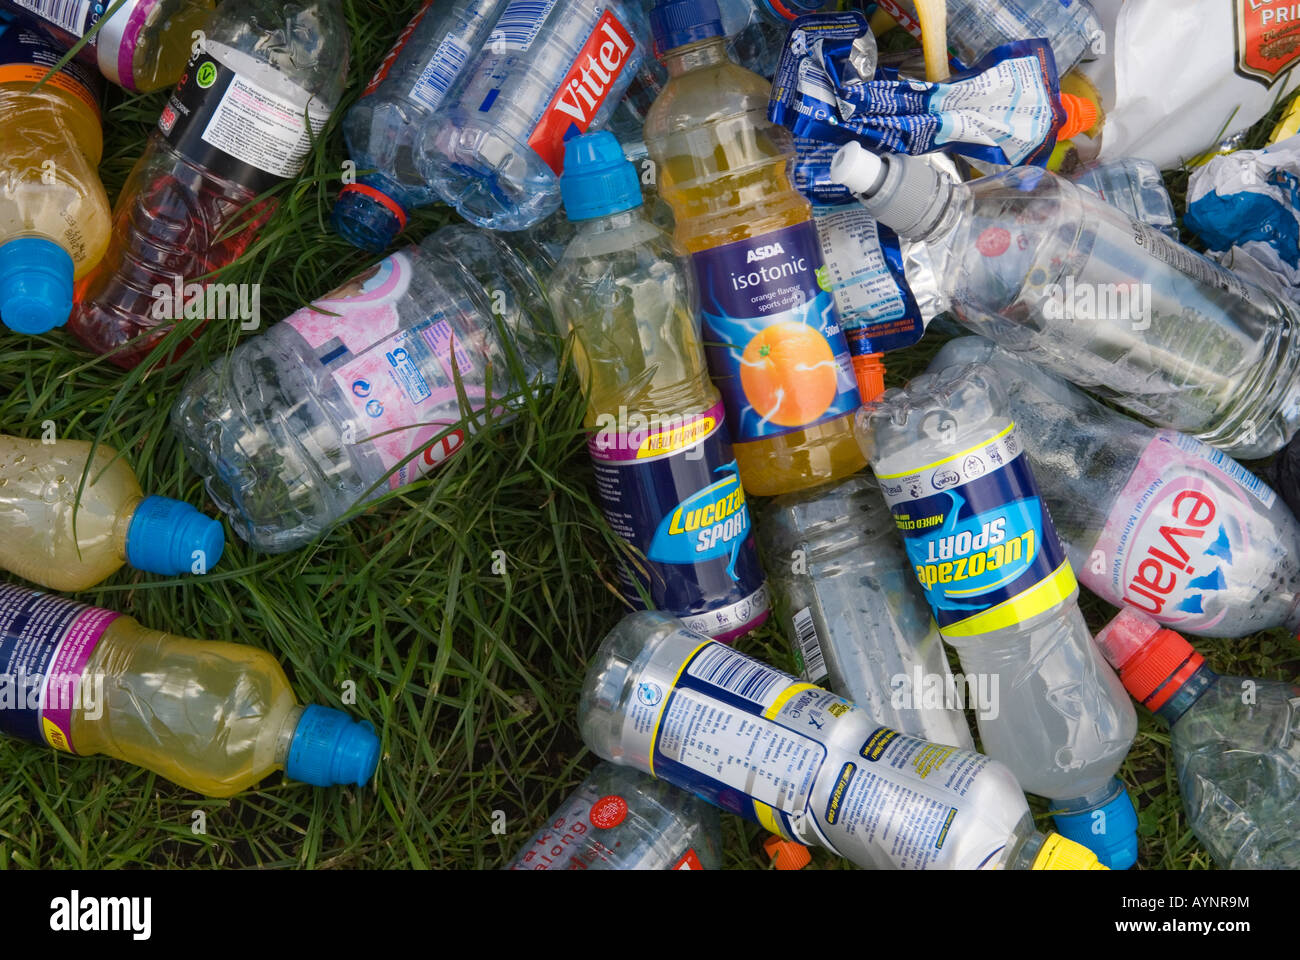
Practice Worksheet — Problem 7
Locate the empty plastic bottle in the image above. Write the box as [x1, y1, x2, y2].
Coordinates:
[505, 761, 723, 869]
[550, 132, 768, 641]
[757, 474, 975, 749]
[857, 363, 1139, 869]
[332, 0, 506, 252]
[418, 0, 651, 231]
[1068, 159, 1178, 241]
[0, 580, 379, 796]
[68, 0, 350, 368]
[830, 142, 1300, 460]
[928, 336, 1300, 640]
[1096, 606, 1300, 868]
[0, 434, 223, 591]
[0, 0, 214, 92]
[172, 224, 555, 554]
[716, 0, 827, 78]
[0, 13, 110, 334]
[873, 0, 1103, 75]
[580, 610, 1109, 869]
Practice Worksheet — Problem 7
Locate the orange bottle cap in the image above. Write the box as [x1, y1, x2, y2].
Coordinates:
[1058, 92, 1100, 142]
[764, 836, 812, 870]
[853, 353, 888, 403]
[1095, 607, 1201, 711]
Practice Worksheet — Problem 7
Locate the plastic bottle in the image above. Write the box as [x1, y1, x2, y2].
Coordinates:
[0, 14, 110, 334]
[1068, 159, 1178, 240]
[928, 336, 1300, 640]
[757, 474, 975, 749]
[857, 363, 1139, 869]
[716, 0, 827, 78]
[644, 0, 864, 497]
[0, 0, 214, 92]
[580, 610, 1109, 869]
[504, 761, 723, 869]
[0, 580, 379, 797]
[0, 434, 224, 591]
[829, 142, 1300, 460]
[67, 0, 350, 368]
[872, 0, 1103, 75]
[1096, 607, 1300, 868]
[332, 0, 506, 252]
[418, 0, 651, 231]
[171, 224, 555, 554]
[551, 132, 769, 641]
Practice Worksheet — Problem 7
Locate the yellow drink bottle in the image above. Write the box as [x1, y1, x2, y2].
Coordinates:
[0, 580, 380, 797]
[0, 14, 111, 334]
[0, 434, 224, 591]
[642, 0, 865, 496]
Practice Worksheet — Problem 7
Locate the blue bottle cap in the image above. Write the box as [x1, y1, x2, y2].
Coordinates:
[0, 237, 74, 334]
[560, 132, 644, 221]
[650, 0, 724, 56]
[1053, 780, 1139, 870]
[125, 495, 225, 576]
[286, 705, 381, 788]
[332, 179, 410, 253]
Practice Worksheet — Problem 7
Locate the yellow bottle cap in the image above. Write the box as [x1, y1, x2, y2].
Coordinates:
[1033, 833, 1110, 870]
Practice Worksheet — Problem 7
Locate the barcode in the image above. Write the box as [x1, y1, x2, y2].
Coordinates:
[687, 644, 787, 706]
[796, 59, 837, 105]
[15, 0, 91, 36]
[1172, 432, 1277, 509]
[409, 37, 471, 111]
[486, 0, 557, 52]
[792, 607, 827, 683]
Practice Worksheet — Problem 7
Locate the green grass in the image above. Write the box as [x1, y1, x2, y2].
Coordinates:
[0, 1, 1298, 871]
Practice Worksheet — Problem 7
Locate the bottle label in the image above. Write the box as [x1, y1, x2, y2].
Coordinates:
[408, 33, 473, 111]
[1129, 219, 1256, 302]
[1088, 430, 1279, 632]
[0, 17, 101, 117]
[875, 424, 1075, 636]
[485, 0, 558, 53]
[790, 606, 828, 682]
[159, 45, 331, 193]
[0, 584, 119, 755]
[525, 8, 637, 175]
[283, 250, 493, 489]
[1235, 0, 1300, 87]
[364, 0, 437, 94]
[588, 402, 768, 639]
[689, 221, 861, 442]
[11, 0, 102, 44]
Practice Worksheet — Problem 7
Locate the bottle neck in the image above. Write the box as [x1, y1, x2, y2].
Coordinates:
[664, 35, 731, 77]
[113, 494, 145, 562]
[275, 704, 306, 767]
[1153, 662, 1218, 727]
[1002, 820, 1049, 871]
[578, 207, 646, 239]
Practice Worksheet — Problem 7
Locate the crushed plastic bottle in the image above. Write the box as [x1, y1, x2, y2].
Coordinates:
[504, 761, 722, 869]
[1096, 606, 1300, 869]
[1069, 158, 1178, 241]
[928, 337, 1300, 640]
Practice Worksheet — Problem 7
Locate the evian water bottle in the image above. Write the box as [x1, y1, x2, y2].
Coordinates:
[419, 0, 651, 231]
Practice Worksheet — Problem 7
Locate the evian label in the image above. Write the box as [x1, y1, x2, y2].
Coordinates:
[527, 9, 635, 174]
[1087, 431, 1277, 632]
[1235, 0, 1300, 86]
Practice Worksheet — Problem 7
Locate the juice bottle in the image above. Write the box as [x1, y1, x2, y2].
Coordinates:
[0, 581, 379, 797]
[0, 434, 224, 591]
[643, 0, 865, 497]
[0, 13, 110, 334]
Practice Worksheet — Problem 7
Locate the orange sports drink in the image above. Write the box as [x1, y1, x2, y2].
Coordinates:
[643, 0, 865, 496]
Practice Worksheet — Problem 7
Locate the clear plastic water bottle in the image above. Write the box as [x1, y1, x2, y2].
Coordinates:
[1096, 607, 1300, 869]
[717, 0, 827, 78]
[0, 580, 379, 797]
[550, 132, 769, 641]
[332, 0, 507, 252]
[873, 0, 1104, 74]
[857, 363, 1139, 869]
[757, 474, 975, 749]
[504, 761, 723, 869]
[418, 0, 651, 231]
[171, 224, 555, 554]
[580, 610, 1110, 869]
[830, 142, 1300, 460]
[1068, 159, 1178, 241]
[67, 0, 350, 368]
[928, 336, 1300, 640]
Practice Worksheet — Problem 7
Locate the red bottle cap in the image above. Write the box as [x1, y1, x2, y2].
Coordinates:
[1095, 607, 1203, 711]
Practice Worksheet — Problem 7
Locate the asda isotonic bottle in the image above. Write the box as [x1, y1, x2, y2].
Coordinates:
[504, 761, 723, 869]
[0, 0, 214, 92]
[858, 363, 1139, 869]
[644, 0, 865, 497]
[0, 580, 379, 797]
[172, 224, 555, 553]
[580, 610, 1110, 869]
[68, 0, 350, 368]
[0, 13, 110, 334]
[0, 434, 223, 591]
[551, 132, 768, 641]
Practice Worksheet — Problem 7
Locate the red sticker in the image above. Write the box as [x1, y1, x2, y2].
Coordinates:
[589, 794, 629, 829]
[976, 227, 1011, 258]
[673, 848, 704, 870]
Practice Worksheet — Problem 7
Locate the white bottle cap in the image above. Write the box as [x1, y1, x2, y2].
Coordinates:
[829, 141, 885, 197]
